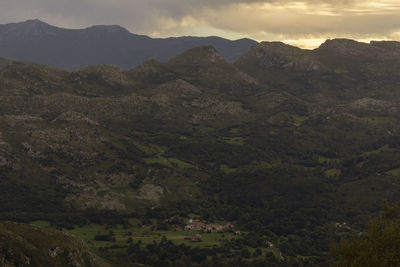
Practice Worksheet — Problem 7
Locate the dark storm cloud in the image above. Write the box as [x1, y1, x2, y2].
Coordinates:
[0, 0, 399, 47]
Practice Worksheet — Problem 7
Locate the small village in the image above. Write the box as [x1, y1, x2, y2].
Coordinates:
[183, 218, 240, 242]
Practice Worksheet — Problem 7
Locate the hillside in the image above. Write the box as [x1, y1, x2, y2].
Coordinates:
[0, 19, 257, 70]
[0, 221, 110, 267]
[0, 40, 400, 265]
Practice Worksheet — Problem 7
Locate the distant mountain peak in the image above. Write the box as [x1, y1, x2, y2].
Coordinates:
[235, 41, 319, 72]
[322, 38, 360, 44]
[85, 24, 129, 33]
[168, 46, 227, 68]
[370, 40, 400, 49]
[19, 19, 53, 28]
[317, 38, 370, 53]
[24, 18, 45, 24]
[0, 20, 257, 69]
[257, 41, 305, 55]
[259, 41, 299, 48]
[0, 19, 58, 36]
[168, 46, 224, 66]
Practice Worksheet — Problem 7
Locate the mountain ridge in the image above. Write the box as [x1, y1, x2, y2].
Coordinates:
[0, 19, 258, 70]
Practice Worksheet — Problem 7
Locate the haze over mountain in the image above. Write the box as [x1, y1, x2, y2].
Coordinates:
[0, 19, 257, 70]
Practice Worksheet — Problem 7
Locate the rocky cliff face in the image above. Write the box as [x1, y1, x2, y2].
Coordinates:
[236, 41, 321, 72]
[237, 38, 400, 75]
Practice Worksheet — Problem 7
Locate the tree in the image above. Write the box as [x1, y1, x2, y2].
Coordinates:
[240, 248, 251, 258]
[331, 203, 400, 267]
[253, 248, 262, 257]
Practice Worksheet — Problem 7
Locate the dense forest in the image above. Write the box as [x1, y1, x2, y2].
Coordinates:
[1, 39, 400, 265]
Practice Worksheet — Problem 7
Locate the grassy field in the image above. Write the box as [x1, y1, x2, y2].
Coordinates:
[387, 168, 400, 176]
[132, 141, 165, 156]
[30, 220, 52, 228]
[143, 156, 195, 169]
[324, 168, 341, 177]
[30, 220, 238, 250]
[361, 116, 396, 124]
[168, 158, 196, 169]
[362, 144, 390, 156]
[220, 164, 238, 174]
[291, 114, 307, 122]
[179, 135, 193, 141]
[222, 137, 247, 146]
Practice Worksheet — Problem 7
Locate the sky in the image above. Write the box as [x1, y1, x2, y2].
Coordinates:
[1, 0, 400, 48]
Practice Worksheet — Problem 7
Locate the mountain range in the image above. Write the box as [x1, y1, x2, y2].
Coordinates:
[1, 36, 400, 265]
[0, 19, 257, 70]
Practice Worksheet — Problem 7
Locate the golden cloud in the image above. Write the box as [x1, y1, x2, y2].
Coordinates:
[148, 0, 400, 48]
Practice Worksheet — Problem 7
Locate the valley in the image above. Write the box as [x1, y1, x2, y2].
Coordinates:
[0, 39, 400, 265]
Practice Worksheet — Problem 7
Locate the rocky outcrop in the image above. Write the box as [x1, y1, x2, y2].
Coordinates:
[236, 41, 322, 72]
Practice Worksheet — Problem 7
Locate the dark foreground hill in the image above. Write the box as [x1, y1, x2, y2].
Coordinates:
[0, 39, 400, 265]
[0, 221, 110, 267]
[0, 19, 257, 70]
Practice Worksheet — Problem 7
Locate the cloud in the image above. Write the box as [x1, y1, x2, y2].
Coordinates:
[0, 0, 400, 47]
